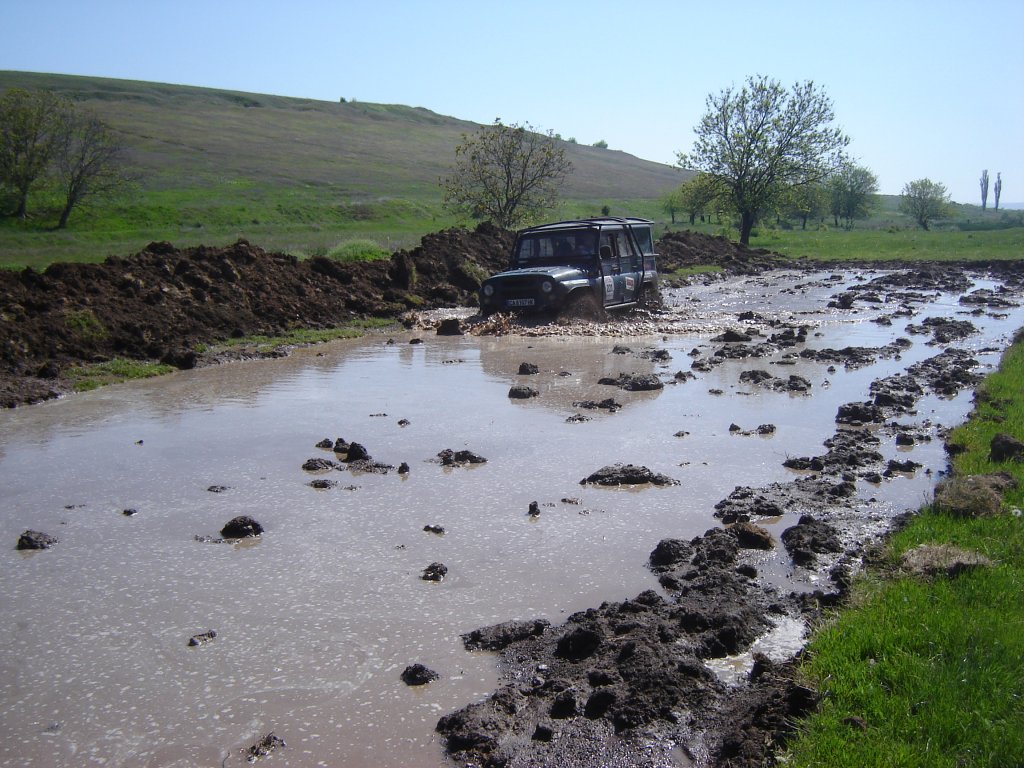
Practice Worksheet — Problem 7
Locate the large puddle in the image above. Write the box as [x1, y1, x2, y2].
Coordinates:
[1, 271, 1021, 767]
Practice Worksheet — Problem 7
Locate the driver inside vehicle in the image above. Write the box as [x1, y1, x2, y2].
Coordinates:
[554, 239, 574, 259]
[573, 237, 594, 257]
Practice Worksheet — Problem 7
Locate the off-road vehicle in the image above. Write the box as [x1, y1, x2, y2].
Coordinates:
[478, 217, 659, 318]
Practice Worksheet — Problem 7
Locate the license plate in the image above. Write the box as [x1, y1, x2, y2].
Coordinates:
[507, 298, 535, 307]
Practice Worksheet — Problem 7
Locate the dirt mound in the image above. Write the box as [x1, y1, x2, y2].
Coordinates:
[0, 223, 513, 407]
[656, 230, 788, 274]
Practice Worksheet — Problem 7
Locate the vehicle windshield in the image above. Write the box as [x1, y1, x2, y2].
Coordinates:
[514, 230, 598, 267]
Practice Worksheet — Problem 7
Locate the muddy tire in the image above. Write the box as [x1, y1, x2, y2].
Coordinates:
[560, 290, 604, 322]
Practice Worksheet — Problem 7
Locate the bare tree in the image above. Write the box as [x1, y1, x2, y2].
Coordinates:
[53, 110, 134, 228]
[679, 75, 849, 244]
[442, 120, 572, 230]
[980, 169, 989, 210]
[994, 172, 1002, 211]
[0, 88, 67, 219]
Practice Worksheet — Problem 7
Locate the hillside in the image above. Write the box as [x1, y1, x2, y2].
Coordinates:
[0, 71, 686, 200]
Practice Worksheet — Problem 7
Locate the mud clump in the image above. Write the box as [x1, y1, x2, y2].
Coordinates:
[401, 664, 440, 686]
[421, 562, 448, 581]
[580, 463, 679, 487]
[991, 432, 1024, 463]
[16, 529, 58, 550]
[781, 515, 843, 566]
[220, 515, 264, 539]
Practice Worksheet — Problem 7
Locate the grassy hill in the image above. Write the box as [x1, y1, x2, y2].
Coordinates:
[0, 71, 687, 267]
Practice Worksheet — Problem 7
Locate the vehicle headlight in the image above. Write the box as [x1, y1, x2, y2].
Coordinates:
[482, 284, 495, 297]
[541, 281, 553, 294]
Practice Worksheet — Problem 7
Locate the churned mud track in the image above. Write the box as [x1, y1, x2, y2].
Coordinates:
[432, 263, 1024, 768]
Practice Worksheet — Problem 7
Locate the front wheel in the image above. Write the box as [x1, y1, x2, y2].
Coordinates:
[559, 290, 605, 322]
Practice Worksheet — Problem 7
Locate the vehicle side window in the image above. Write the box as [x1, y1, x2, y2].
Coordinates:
[614, 231, 639, 271]
[599, 233, 616, 273]
[631, 226, 653, 256]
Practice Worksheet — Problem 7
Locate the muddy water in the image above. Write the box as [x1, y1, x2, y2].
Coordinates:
[1, 271, 1021, 767]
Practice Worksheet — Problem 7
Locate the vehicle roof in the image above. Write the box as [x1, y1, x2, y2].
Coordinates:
[518, 217, 653, 235]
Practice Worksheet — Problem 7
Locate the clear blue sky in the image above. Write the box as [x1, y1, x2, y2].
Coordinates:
[2, 0, 1021, 205]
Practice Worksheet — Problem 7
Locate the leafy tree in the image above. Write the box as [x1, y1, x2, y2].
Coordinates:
[980, 169, 989, 210]
[0, 88, 67, 219]
[53, 109, 134, 228]
[676, 172, 726, 225]
[994, 172, 1002, 211]
[442, 120, 572, 230]
[782, 183, 828, 229]
[828, 164, 878, 228]
[679, 75, 849, 245]
[661, 188, 682, 224]
[592, 139, 608, 149]
[898, 178, 950, 230]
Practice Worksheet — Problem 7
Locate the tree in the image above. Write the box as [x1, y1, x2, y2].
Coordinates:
[899, 178, 950, 230]
[828, 164, 878, 228]
[980, 169, 989, 210]
[53, 109, 134, 228]
[661, 188, 682, 224]
[676, 172, 726, 225]
[994, 172, 1002, 211]
[442, 120, 572, 230]
[679, 75, 849, 245]
[0, 88, 67, 219]
[782, 183, 828, 229]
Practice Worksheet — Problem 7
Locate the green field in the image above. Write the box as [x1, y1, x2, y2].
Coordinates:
[751, 226, 1024, 262]
[0, 71, 685, 268]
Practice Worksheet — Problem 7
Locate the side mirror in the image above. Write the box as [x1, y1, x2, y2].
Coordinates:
[599, 245, 613, 260]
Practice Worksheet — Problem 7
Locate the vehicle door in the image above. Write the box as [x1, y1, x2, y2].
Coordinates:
[598, 232, 620, 305]
[612, 229, 641, 303]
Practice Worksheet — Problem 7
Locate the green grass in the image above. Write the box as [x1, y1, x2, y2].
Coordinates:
[750, 226, 1024, 262]
[784, 334, 1024, 768]
[67, 358, 177, 391]
[326, 238, 391, 262]
[0, 70, 683, 269]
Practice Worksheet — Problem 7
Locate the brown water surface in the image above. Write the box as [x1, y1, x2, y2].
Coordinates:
[1, 271, 1020, 767]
